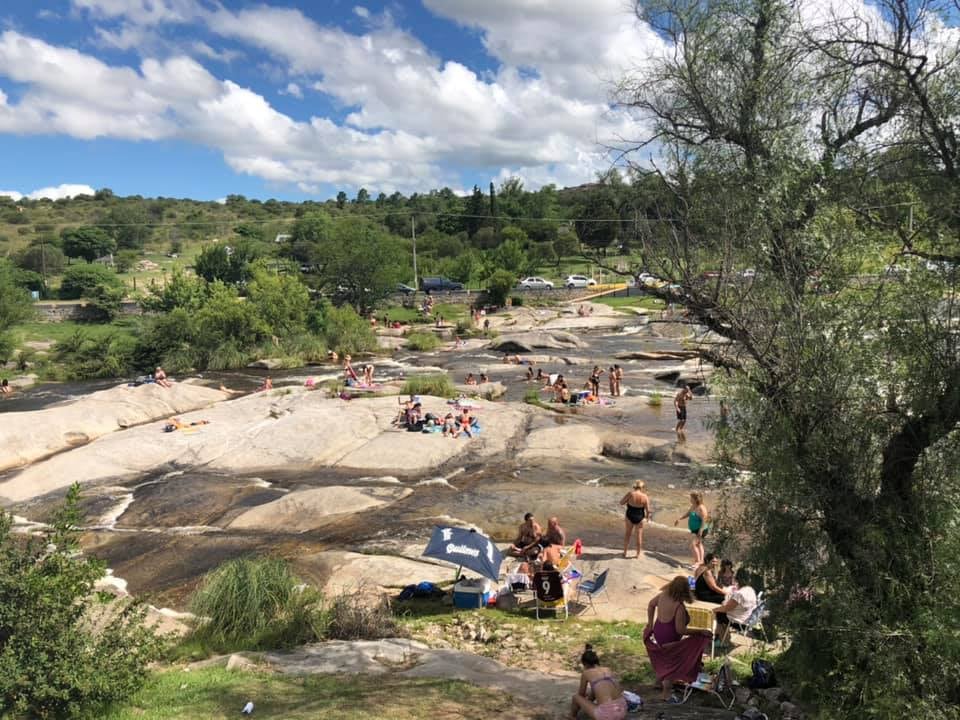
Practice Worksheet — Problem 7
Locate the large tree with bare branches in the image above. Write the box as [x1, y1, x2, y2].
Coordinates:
[604, 0, 960, 714]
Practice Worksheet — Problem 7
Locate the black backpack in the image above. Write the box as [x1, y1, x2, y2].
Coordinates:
[746, 658, 776, 689]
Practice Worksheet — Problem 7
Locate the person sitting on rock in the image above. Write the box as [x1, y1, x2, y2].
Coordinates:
[525, 365, 534, 382]
[441, 413, 457, 437]
[478, 372, 489, 384]
[154, 366, 172, 388]
[508, 513, 542, 558]
[465, 373, 477, 385]
[405, 402, 424, 431]
[544, 516, 567, 548]
[570, 644, 628, 720]
[256, 377, 273, 392]
[559, 381, 571, 404]
[455, 407, 474, 438]
[536, 368, 545, 382]
[0, 378, 11, 396]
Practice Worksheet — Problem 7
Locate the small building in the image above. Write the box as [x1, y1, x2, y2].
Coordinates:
[275, 233, 292, 243]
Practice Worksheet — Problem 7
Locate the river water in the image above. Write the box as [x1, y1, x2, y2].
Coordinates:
[5, 316, 727, 606]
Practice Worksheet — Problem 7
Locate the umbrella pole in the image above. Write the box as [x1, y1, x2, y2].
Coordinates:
[455, 565, 462, 582]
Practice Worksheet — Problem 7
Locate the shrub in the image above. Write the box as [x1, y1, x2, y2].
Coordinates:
[324, 590, 404, 641]
[54, 330, 136, 379]
[189, 557, 323, 652]
[405, 331, 441, 352]
[0, 484, 161, 718]
[401, 373, 455, 397]
[322, 302, 377, 355]
[114, 249, 141, 273]
[485, 269, 515, 306]
[509, 295, 524, 307]
[647, 392, 663, 407]
[60, 263, 123, 300]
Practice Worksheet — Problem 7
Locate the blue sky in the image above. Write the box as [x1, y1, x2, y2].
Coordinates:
[0, 0, 658, 201]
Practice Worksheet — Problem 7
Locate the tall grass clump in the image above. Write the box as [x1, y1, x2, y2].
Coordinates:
[189, 557, 323, 651]
[324, 590, 405, 641]
[647, 392, 663, 407]
[405, 331, 441, 352]
[401, 373, 455, 397]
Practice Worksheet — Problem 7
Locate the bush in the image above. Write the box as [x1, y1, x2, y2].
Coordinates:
[647, 392, 663, 407]
[60, 263, 123, 300]
[405, 331, 441, 351]
[509, 295, 524, 307]
[189, 557, 324, 652]
[114, 249, 141, 273]
[401, 373, 455, 397]
[324, 591, 404, 641]
[54, 330, 136, 379]
[321, 302, 377, 355]
[485, 269, 515, 306]
[0, 485, 161, 718]
[15, 244, 66, 275]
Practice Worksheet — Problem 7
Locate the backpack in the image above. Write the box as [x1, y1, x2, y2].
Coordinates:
[746, 658, 776, 689]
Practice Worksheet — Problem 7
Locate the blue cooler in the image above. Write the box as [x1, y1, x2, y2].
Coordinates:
[453, 578, 493, 609]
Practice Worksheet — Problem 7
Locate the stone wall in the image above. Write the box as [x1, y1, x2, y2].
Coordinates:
[401, 286, 602, 306]
[33, 301, 142, 322]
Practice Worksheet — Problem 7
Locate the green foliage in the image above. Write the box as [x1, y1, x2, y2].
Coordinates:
[194, 242, 260, 285]
[647, 392, 662, 407]
[405, 331, 441, 351]
[319, 302, 377, 355]
[0, 484, 161, 718]
[139, 269, 207, 313]
[246, 261, 310, 335]
[88, 280, 126, 321]
[15, 243, 66, 275]
[61, 226, 116, 262]
[574, 189, 619, 252]
[60, 263, 124, 300]
[100, 203, 152, 249]
[323, 221, 407, 313]
[0, 259, 34, 334]
[54, 329, 137, 378]
[400, 373, 455, 397]
[189, 557, 325, 652]
[114, 249, 141, 273]
[485, 269, 516, 305]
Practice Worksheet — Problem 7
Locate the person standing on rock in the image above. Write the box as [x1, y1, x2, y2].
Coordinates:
[675, 492, 709, 567]
[613, 365, 623, 396]
[673, 383, 693, 436]
[620, 480, 651, 558]
[589, 366, 604, 399]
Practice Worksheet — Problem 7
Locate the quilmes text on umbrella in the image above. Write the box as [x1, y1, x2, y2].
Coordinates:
[442, 528, 495, 562]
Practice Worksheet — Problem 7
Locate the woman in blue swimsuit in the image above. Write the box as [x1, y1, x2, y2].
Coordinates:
[675, 491, 709, 566]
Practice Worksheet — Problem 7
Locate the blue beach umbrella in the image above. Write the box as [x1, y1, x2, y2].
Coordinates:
[422, 526, 503, 583]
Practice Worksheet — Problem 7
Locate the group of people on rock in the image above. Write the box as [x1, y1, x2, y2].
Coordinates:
[394, 395, 479, 438]
[464, 372, 489, 385]
[506, 513, 570, 579]
[343, 354, 375, 386]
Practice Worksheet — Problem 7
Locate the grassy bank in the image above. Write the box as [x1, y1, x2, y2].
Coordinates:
[101, 668, 538, 720]
[591, 294, 666, 312]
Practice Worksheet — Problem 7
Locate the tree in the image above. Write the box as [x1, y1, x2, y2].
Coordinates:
[100, 203, 153, 249]
[611, 0, 960, 714]
[356, 188, 370, 204]
[60, 263, 124, 301]
[0, 484, 160, 717]
[336, 191, 347, 209]
[15, 244, 66, 276]
[194, 241, 260, 285]
[320, 221, 406, 314]
[464, 185, 490, 237]
[574, 189, 619, 253]
[61, 226, 116, 263]
[0, 259, 33, 361]
[484, 269, 515, 306]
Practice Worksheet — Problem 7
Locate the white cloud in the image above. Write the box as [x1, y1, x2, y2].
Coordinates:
[279, 82, 303, 99]
[0, 184, 95, 201]
[353, 6, 370, 20]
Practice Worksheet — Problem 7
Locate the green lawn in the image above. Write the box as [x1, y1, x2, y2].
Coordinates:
[100, 668, 538, 720]
[383, 302, 469, 326]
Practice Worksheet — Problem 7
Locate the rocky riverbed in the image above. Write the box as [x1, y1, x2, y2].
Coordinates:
[1, 301, 732, 615]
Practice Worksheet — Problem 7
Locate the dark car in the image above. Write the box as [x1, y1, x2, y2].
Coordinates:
[419, 277, 464, 292]
[396, 283, 417, 295]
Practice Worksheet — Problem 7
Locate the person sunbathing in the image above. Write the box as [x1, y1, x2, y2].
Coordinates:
[154, 366, 172, 388]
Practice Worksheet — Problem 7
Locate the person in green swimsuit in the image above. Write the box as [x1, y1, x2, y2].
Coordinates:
[675, 491, 709, 566]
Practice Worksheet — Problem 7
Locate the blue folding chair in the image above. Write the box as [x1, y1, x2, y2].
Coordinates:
[576, 569, 609, 613]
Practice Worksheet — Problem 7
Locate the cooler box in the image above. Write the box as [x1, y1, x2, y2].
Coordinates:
[453, 578, 493, 609]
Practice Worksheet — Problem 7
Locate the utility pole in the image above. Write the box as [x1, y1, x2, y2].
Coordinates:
[411, 216, 418, 289]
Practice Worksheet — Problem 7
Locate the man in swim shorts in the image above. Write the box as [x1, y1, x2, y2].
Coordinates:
[674, 383, 693, 436]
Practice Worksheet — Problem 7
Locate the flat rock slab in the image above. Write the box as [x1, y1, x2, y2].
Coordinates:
[228, 487, 413, 533]
[264, 639, 430, 675]
[0, 391, 529, 503]
[517, 423, 603, 462]
[488, 330, 586, 353]
[295, 550, 457, 595]
[0, 381, 229, 473]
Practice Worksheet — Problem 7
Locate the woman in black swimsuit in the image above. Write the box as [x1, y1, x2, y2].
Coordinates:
[589, 365, 604, 398]
[619, 480, 652, 558]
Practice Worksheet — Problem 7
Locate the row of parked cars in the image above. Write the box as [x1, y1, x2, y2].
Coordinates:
[516, 275, 598, 290]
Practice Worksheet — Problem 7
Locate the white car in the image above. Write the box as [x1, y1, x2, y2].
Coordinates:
[518, 276, 554, 290]
[564, 275, 598, 289]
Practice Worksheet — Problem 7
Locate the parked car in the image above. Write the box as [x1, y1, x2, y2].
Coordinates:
[396, 282, 417, 295]
[564, 275, 597, 289]
[420, 276, 464, 292]
[517, 276, 555, 290]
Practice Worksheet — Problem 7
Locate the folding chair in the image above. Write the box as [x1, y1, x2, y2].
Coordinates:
[681, 659, 736, 709]
[533, 570, 568, 620]
[731, 591, 769, 646]
[575, 569, 609, 614]
[685, 605, 717, 658]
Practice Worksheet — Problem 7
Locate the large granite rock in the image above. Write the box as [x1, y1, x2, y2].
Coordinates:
[0, 391, 529, 503]
[0, 381, 229, 473]
[488, 331, 586, 353]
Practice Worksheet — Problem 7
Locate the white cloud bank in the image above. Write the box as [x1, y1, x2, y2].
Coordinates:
[0, 183, 96, 201]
